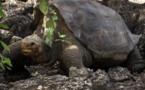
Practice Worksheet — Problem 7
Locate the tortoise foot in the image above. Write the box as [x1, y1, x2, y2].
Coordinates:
[128, 61, 145, 73]
[127, 47, 145, 73]
[69, 67, 89, 80]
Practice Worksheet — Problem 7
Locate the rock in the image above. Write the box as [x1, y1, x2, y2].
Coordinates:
[92, 69, 111, 90]
[8, 65, 93, 90]
[112, 74, 145, 90]
[141, 70, 145, 83]
[108, 67, 132, 82]
[2, 0, 33, 16]
[111, 68, 145, 90]
[0, 29, 13, 44]
[0, 83, 9, 90]
[10, 36, 22, 44]
[0, 15, 34, 38]
[3, 67, 145, 90]
[69, 67, 91, 80]
[10, 76, 91, 90]
[129, 0, 145, 4]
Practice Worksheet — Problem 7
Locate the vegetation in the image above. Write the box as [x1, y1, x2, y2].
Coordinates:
[0, 40, 12, 71]
[0, 1, 12, 71]
[0, 0, 59, 71]
[0, 0, 66, 71]
[39, 0, 58, 47]
[38, 0, 67, 46]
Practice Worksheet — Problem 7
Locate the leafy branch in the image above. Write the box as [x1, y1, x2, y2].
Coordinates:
[0, 1, 12, 71]
[0, 41, 12, 71]
[38, 0, 58, 47]
[38, 0, 68, 47]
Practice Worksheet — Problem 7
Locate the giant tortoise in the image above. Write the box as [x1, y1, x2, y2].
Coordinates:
[2, 0, 145, 80]
[49, 0, 145, 73]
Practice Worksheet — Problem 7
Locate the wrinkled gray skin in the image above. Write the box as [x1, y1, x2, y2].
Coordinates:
[51, 0, 145, 73]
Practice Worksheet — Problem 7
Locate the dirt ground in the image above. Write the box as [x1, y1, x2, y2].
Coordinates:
[1, 65, 145, 90]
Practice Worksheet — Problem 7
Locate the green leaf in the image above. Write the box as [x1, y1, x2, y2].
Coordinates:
[0, 54, 12, 71]
[0, 55, 5, 71]
[58, 32, 66, 38]
[39, 0, 49, 15]
[0, 0, 5, 18]
[0, 23, 9, 29]
[44, 27, 54, 46]
[43, 17, 56, 46]
[46, 19, 54, 28]
[0, 8, 5, 18]
[6, 66, 11, 70]
[52, 15, 58, 21]
[0, 63, 5, 71]
[2, 57, 12, 67]
[0, 41, 10, 52]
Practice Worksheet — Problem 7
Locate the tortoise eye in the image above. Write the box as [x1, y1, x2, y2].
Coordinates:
[30, 42, 35, 46]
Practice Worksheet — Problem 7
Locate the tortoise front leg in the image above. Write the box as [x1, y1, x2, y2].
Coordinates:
[127, 46, 145, 72]
[61, 44, 85, 74]
[57, 18, 92, 77]
[61, 43, 92, 78]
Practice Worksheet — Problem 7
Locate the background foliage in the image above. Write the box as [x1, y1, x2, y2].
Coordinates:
[0, 1, 12, 71]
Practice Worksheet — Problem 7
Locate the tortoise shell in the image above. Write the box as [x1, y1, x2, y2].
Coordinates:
[51, 0, 140, 61]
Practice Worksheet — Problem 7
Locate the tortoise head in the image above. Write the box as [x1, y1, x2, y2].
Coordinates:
[21, 34, 43, 57]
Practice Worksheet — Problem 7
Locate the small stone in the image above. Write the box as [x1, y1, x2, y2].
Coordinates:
[0, 83, 8, 90]
[129, 0, 145, 4]
[92, 69, 111, 90]
[108, 67, 132, 82]
[10, 36, 22, 44]
[141, 71, 145, 83]
[37, 85, 43, 90]
[119, 85, 124, 89]
[31, 71, 39, 77]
